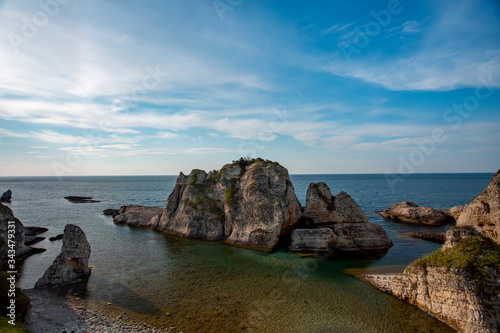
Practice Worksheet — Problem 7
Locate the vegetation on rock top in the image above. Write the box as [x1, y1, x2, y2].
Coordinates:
[413, 235, 500, 291]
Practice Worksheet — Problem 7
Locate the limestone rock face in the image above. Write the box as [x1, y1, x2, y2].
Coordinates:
[457, 170, 500, 243]
[302, 183, 369, 224]
[0, 189, 12, 202]
[290, 223, 392, 253]
[0, 203, 41, 269]
[118, 160, 302, 250]
[364, 266, 500, 333]
[289, 228, 335, 252]
[363, 228, 500, 333]
[290, 183, 392, 253]
[450, 205, 465, 220]
[377, 201, 455, 225]
[113, 205, 163, 229]
[35, 224, 91, 288]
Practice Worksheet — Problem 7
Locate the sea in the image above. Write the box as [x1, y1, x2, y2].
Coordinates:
[0, 173, 494, 332]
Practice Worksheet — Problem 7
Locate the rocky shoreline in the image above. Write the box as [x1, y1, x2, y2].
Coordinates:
[362, 171, 500, 333]
[24, 288, 168, 333]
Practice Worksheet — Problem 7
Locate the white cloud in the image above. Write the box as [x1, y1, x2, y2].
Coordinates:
[155, 132, 185, 139]
[326, 1, 500, 91]
[186, 148, 231, 154]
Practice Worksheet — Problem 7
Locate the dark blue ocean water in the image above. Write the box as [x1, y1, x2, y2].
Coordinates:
[0, 173, 493, 332]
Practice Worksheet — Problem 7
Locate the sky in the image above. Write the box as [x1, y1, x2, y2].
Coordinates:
[0, 0, 499, 176]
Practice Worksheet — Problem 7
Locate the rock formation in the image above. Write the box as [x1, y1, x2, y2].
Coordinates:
[302, 183, 369, 224]
[113, 205, 163, 229]
[0, 189, 12, 202]
[111, 159, 395, 253]
[0, 203, 45, 269]
[23, 227, 48, 246]
[114, 159, 302, 250]
[406, 232, 445, 243]
[103, 208, 120, 217]
[449, 205, 465, 220]
[377, 201, 455, 225]
[457, 170, 500, 243]
[289, 182, 392, 253]
[159, 159, 302, 250]
[35, 224, 91, 288]
[64, 196, 100, 203]
[363, 227, 500, 333]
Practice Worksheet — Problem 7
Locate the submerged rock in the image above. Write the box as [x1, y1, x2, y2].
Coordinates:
[103, 208, 120, 217]
[377, 201, 455, 225]
[363, 228, 500, 333]
[64, 196, 100, 203]
[49, 234, 64, 241]
[289, 183, 392, 254]
[457, 170, 500, 243]
[0, 189, 12, 202]
[24, 227, 49, 236]
[35, 224, 91, 288]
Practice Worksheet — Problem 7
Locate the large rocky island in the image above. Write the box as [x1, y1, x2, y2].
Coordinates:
[110, 158, 392, 254]
[363, 170, 500, 333]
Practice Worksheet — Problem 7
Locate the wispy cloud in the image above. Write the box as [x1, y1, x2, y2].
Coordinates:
[325, 1, 500, 91]
[322, 22, 355, 35]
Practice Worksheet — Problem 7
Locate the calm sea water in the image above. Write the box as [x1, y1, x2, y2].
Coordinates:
[0, 173, 493, 332]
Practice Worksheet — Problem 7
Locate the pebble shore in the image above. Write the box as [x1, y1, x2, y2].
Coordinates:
[23, 289, 172, 333]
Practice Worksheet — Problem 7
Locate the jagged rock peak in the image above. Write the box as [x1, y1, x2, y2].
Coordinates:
[35, 224, 91, 288]
[302, 182, 369, 224]
[457, 170, 500, 243]
[156, 158, 302, 250]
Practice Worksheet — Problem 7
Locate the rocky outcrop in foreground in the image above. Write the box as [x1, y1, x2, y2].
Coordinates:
[457, 170, 500, 243]
[363, 227, 500, 332]
[377, 201, 455, 225]
[0, 203, 45, 269]
[35, 224, 91, 288]
[289, 182, 393, 253]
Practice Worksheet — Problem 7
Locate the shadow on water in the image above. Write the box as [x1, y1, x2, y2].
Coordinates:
[80, 275, 162, 316]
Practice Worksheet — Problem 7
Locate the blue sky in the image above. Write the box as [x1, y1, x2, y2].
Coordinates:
[0, 0, 499, 176]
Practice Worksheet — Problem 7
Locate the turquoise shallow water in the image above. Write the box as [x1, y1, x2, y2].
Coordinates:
[0, 173, 493, 332]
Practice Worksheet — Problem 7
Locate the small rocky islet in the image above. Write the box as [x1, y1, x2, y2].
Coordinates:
[109, 158, 393, 255]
